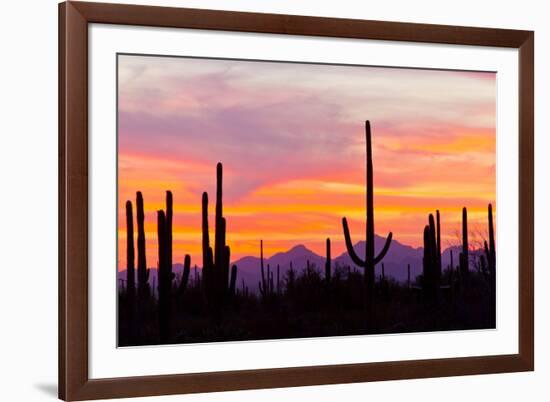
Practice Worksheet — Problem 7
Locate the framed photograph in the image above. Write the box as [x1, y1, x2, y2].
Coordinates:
[59, 1, 534, 400]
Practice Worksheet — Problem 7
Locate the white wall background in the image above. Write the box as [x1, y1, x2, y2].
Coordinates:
[0, 0, 545, 401]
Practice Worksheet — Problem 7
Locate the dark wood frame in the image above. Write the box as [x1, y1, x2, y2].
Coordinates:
[59, 1, 534, 400]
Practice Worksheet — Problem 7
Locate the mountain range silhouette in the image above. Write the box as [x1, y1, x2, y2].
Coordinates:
[118, 235, 481, 294]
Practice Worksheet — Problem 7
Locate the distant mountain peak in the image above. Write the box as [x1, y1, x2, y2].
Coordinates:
[269, 244, 315, 260]
[287, 244, 312, 253]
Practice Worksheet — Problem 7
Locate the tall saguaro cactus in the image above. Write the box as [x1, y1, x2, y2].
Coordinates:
[259, 240, 269, 297]
[459, 207, 469, 283]
[157, 209, 174, 343]
[325, 238, 332, 284]
[125, 201, 136, 298]
[436, 210, 442, 280]
[201, 162, 238, 317]
[257, 243, 275, 298]
[179, 254, 191, 295]
[484, 203, 496, 297]
[422, 213, 440, 301]
[214, 163, 225, 299]
[166, 191, 173, 281]
[201, 192, 213, 299]
[125, 201, 136, 327]
[342, 120, 393, 315]
[136, 192, 150, 300]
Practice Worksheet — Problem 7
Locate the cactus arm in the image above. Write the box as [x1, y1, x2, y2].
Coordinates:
[325, 238, 331, 283]
[229, 265, 237, 296]
[373, 232, 393, 265]
[224, 245, 231, 289]
[342, 217, 366, 267]
[180, 254, 191, 291]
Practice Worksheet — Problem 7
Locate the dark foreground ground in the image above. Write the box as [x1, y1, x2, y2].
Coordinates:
[118, 267, 495, 346]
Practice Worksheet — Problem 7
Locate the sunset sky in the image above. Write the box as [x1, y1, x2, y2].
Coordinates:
[117, 54, 496, 270]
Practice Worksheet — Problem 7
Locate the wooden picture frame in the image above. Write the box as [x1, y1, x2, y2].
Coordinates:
[59, 1, 534, 400]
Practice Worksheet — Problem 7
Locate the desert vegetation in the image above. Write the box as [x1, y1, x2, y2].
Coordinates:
[118, 120, 496, 346]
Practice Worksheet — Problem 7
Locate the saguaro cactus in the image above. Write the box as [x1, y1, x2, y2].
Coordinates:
[259, 240, 270, 297]
[200, 162, 238, 316]
[166, 191, 173, 279]
[136, 192, 150, 300]
[229, 265, 238, 297]
[125, 201, 136, 327]
[201, 192, 213, 297]
[436, 210, 442, 280]
[157, 209, 174, 343]
[125, 201, 136, 298]
[258, 253, 275, 296]
[325, 238, 332, 284]
[342, 120, 393, 314]
[179, 254, 191, 295]
[484, 203, 496, 296]
[422, 213, 440, 302]
[459, 207, 469, 283]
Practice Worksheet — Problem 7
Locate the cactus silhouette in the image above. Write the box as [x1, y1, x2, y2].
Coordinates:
[229, 265, 238, 297]
[259, 240, 270, 297]
[479, 254, 487, 274]
[125, 200, 136, 331]
[166, 191, 173, 279]
[136, 192, 150, 300]
[200, 163, 237, 317]
[484, 204, 496, 297]
[325, 238, 332, 284]
[436, 210, 442, 280]
[459, 207, 469, 284]
[179, 254, 191, 295]
[342, 120, 393, 314]
[125, 201, 136, 298]
[157, 207, 174, 343]
[422, 213, 440, 301]
[201, 192, 213, 299]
